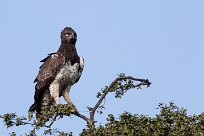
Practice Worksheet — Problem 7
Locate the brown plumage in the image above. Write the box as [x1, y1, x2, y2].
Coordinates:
[29, 27, 84, 114]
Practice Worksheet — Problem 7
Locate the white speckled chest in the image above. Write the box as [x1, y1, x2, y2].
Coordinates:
[55, 61, 80, 90]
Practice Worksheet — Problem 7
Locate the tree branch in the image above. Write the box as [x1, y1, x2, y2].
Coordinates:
[74, 111, 92, 125]
[89, 75, 151, 123]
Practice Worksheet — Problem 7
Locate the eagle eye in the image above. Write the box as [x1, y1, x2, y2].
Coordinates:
[65, 33, 70, 37]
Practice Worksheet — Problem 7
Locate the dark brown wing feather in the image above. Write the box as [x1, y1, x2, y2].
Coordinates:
[34, 53, 65, 101]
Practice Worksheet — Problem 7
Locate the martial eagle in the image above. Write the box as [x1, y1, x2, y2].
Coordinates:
[29, 27, 84, 114]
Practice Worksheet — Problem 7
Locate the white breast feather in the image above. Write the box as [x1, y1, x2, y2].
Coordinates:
[56, 61, 80, 86]
[49, 60, 80, 104]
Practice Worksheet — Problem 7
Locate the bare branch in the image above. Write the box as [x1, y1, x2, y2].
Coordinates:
[89, 74, 151, 122]
[74, 110, 92, 125]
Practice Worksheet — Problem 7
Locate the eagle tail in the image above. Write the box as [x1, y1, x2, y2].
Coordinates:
[28, 102, 40, 113]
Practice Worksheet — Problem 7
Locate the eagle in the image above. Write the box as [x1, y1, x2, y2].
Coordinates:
[29, 27, 84, 114]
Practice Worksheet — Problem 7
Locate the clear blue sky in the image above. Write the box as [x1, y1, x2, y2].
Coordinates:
[0, 0, 203, 135]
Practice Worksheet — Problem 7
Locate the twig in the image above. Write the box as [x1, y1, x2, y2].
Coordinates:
[46, 114, 58, 128]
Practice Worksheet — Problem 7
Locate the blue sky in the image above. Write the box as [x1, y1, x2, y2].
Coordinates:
[0, 0, 203, 135]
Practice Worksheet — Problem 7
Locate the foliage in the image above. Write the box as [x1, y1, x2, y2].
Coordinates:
[1, 103, 203, 136]
[81, 102, 204, 136]
[0, 104, 75, 136]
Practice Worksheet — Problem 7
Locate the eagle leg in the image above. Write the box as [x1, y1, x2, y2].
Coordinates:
[49, 82, 60, 105]
[41, 89, 52, 111]
[62, 86, 78, 113]
[62, 86, 73, 105]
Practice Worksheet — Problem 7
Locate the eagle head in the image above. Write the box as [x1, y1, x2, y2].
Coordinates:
[61, 27, 77, 44]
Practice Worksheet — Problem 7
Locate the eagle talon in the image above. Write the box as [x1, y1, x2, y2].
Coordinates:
[64, 103, 77, 113]
[70, 104, 78, 113]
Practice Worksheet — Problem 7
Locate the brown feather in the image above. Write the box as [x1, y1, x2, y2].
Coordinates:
[34, 53, 65, 101]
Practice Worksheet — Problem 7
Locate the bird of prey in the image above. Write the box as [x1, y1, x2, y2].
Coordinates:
[29, 27, 84, 114]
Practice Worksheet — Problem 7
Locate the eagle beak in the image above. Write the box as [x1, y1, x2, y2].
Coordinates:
[72, 33, 77, 41]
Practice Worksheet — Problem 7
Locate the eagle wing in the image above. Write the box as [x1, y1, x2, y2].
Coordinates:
[34, 53, 65, 101]
[75, 56, 84, 83]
